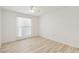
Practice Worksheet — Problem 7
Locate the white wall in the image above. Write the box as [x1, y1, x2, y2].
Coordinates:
[0, 8, 2, 47]
[2, 9, 16, 43]
[2, 9, 39, 43]
[32, 17, 39, 36]
[40, 7, 79, 48]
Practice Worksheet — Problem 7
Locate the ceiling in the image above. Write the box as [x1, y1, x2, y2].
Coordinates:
[2, 6, 66, 16]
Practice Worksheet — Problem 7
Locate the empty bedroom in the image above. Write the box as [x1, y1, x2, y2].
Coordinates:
[0, 6, 79, 53]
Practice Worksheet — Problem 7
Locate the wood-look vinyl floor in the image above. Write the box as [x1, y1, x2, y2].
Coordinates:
[0, 37, 79, 53]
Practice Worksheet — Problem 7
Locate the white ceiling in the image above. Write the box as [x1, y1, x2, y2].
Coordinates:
[2, 6, 66, 16]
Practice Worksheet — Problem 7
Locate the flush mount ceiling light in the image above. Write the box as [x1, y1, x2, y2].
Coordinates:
[29, 6, 35, 13]
[29, 6, 40, 13]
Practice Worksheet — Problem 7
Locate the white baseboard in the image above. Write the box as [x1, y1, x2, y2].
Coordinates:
[40, 35, 79, 48]
[2, 36, 39, 44]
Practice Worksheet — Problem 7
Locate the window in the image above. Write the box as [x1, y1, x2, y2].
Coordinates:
[16, 17, 32, 38]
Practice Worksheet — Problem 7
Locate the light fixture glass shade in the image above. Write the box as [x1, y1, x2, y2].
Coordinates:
[29, 9, 35, 13]
[29, 6, 40, 13]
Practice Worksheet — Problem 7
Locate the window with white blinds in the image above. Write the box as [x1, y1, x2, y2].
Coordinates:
[16, 17, 32, 38]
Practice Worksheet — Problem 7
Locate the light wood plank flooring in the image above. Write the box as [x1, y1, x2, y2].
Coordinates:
[0, 37, 79, 53]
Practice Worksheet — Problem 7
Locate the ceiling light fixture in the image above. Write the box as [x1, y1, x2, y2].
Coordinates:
[29, 9, 35, 13]
[29, 6, 40, 13]
[29, 6, 35, 13]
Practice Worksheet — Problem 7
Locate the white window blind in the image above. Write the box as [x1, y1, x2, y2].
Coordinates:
[16, 17, 32, 38]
